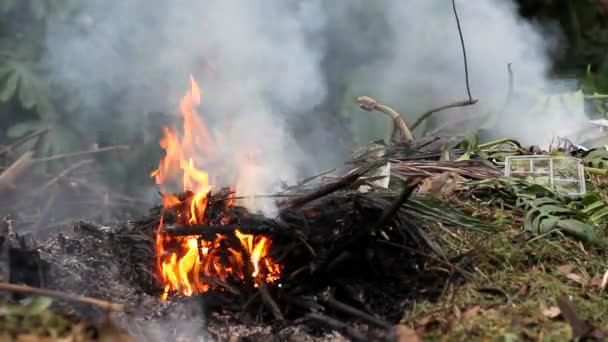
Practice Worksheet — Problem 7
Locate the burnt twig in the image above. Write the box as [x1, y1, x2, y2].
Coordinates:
[372, 177, 424, 232]
[279, 166, 374, 210]
[199, 275, 241, 296]
[319, 291, 392, 330]
[0, 282, 124, 312]
[258, 282, 283, 321]
[306, 313, 369, 342]
[164, 223, 275, 238]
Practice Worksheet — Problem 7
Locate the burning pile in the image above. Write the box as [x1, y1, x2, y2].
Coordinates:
[17, 77, 502, 341]
[151, 76, 281, 300]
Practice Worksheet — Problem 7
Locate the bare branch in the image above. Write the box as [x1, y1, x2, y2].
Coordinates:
[0, 282, 124, 312]
[410, 99, 478, 131]
[357, 96, 414, 143]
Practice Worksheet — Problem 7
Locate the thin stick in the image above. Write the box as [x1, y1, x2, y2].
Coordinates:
[452, 0, 472, 101]
[258, 282, 283, 321]
[0, 128, 49, 155]
[164, 223, 274, 238]
[410, 99, 478, 131]
[0, 282, 124, 312]
[556, 295, 594, 339]
[371, 177, 423, 232]
[320, 293, 392, 330]
[306, 313, 368, 342]
[278, 166, 371, 210]
[34, 145, 130, 163]
[41, 159, 93, 190]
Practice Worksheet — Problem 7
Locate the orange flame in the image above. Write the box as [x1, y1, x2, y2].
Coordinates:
[153, 75, 281, 300]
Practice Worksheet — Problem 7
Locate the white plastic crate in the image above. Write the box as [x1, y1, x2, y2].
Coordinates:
[504, 155, 586, 196]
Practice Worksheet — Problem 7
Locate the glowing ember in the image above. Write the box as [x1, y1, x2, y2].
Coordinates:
[152, 75, 281, 300]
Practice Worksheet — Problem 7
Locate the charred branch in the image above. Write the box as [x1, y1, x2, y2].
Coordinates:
[163, 223, 276, 238]
[278, 165, 374, 210]
[258, 282, 284, 321]
[306, 313, 369, 342]
[319, 290, 392, 330]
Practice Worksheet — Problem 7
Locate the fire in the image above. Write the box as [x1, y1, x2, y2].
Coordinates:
[153, 75, 281, 300]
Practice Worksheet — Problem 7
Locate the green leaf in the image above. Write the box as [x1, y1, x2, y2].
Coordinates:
[589, 207, 608, 222]
[580, 200, 606, 214]
[456, 151, 470, 161]
[21, 296, 53, 316]
[439, 144, 451, 161]
[556, 219, 600, 245]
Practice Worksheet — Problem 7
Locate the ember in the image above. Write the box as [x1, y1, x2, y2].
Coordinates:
[151, 76, 281, 300]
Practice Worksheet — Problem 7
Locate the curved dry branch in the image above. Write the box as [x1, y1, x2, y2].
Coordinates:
[357, 96, 414, 144]
[410, 99, 478, 131]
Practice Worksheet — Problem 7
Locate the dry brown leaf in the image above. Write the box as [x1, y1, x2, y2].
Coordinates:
[542, 306, 561, 319]
[464, 305, 481, 319]
[417, 172, 465, 198]
[557, 264, 574, 274]
[565, 273, 587, 286]
[394, 324, 423, 342]
[515, 285, 529, 298]
[591, 273, 604, 289]
[414, 314, 436, 327]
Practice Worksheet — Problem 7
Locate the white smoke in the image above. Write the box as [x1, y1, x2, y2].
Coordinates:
[44, 0, 579, 215]
[338, 0, 578, 146]
[46, 0, 328, 216]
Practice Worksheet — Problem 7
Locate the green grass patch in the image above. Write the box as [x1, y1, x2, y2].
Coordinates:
[403, 211, 608, 341]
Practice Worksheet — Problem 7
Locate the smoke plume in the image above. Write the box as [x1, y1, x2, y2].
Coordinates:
[46, 0, 329, 215]
[332, 0, 577, 146]
[44, 0, 576, 217]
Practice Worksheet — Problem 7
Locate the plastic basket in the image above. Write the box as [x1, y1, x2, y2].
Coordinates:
[504, 155, 586, 196]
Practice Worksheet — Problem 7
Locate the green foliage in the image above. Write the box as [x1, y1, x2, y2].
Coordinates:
[0, 296, 71, 338]
[579, 191, 608, 223]
[0, 1, 157, 195]
[463, 177, 603, 245]
[580, 147, 608, 169]
[0, 0, 80, 158]
[0, 296, 133, 340]
[408, 195, 498, 232]
[455, 134, 522, 163]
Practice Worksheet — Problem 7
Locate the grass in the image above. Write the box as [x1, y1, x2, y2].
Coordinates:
[403, 203, 608, 341]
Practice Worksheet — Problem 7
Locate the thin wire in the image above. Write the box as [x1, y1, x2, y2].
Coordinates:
[451, 0, 472, 101]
